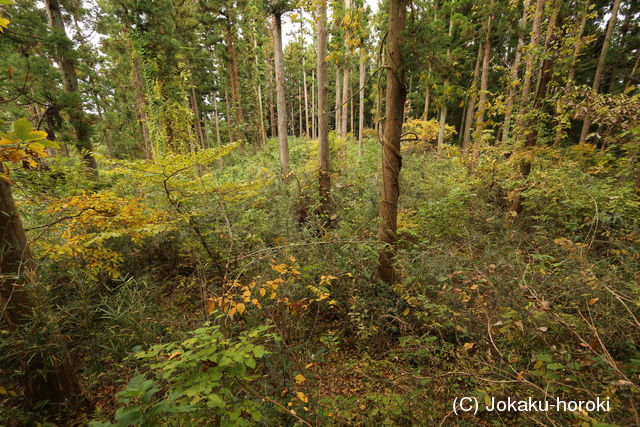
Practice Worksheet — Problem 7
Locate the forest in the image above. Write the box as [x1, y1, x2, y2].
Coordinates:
[0, 0, 639, 424]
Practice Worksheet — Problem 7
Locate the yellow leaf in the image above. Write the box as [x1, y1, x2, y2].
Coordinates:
[236, 303, 246, 315]
[295, 374, 305, 384]
[463, 342, 475, 351]
[270, 292, 277, 299]
[588, 297, 599, 306]
[168, 350, 182, 360]
[207, 299, 216, 314]
[229, 306, 237, 318]
[272, 263, 288, 273]
[296, 391, 308, 403]
[259, 287, 266, 297]
[305, 363, 314, 368]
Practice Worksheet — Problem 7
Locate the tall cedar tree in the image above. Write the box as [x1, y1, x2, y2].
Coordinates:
[377, 0, 408, 284]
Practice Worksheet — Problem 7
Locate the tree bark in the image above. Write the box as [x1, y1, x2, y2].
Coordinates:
[267, 54, 277, 137]
[579, 0, 621, 142]
[514, 0, 545, 140]
[341, 68, 349, 136]
[224, 87, 233, 143]
[273, 13, 290, 175]
[335, 68, 342, 133]
[299, 84, 303, 137]
[624, 52, 639, 91]
[473, 2, 494, 150]
[303, 56, 310, 137]
[1, 180, 83, 408]
[358, 50, 366, 155]
[213, 92, 222, 146]
[253, 36, 267, 145]
[311, 69, 316, 139]
[190, 85, 205, 149]
[463, 43, 483, 148]
[554, 0, 587, 145]
[510, 2, 561, 213]
[377, 0, 407, 284]
[132, 51, 153, 159]
[341, 0, 351, 137]
[44, 0, 98, 176]
[317, 0, 331, 217]
[350, 83, 354, 135]
[423, 68, 431, 120]
[501, 0, 531, 145]
[225, 17, 244, 133]
[437, 13, 454, 153]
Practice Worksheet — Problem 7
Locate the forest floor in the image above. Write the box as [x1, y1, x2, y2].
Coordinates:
[4, 134, 639, 426]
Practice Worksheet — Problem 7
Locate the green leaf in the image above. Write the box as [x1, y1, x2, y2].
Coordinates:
[39, 139, 60, 149]
[244, 357, 256, 369]
[547, 363, 563, 371]
[26, 130, 48, 141]
[535, 352, 553, 362]
[12, 118, 32, 140]
[252, 345, 265, 358]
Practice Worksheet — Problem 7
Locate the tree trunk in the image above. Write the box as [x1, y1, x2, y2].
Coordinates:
[350, 83, 354, 135]
[624, 52, 639, 91]
[514, 0, 545, 140]
[459, 102, 467, 144]
[423, 68, 431, 120]
[437, 14, 454, 153]
[131, 49, 152, 159]
[252, 36, 267, 145]
[358, 51, 366, 155]
[317, 0, 331, 217]
[501, 0, 531, 145]
[341, 0, 351, 137]
[579, 0, 621, 142]
[510, 4, 561, 213]
[473, 3, 494, 150]
[224, 87, 233, 143]
[335, 68, 342, 133]
[554, 1, 587, 145]
[303, 56, 310, 137]
[463, 43, 483, 148]
[225, 18, 243, 132]
[44, 0, 97, 176]
[311, 69, 316, 139]
[1, 180, 83, 408]
[377, 0, 407, 284]
[299, 84, 303, 137]
[267, 54, 277, 137]
[341, 68, 349, 137]
[190, 85, 205, 149]
[213, 92, 222, 146]
[273, 13, 290, 176]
